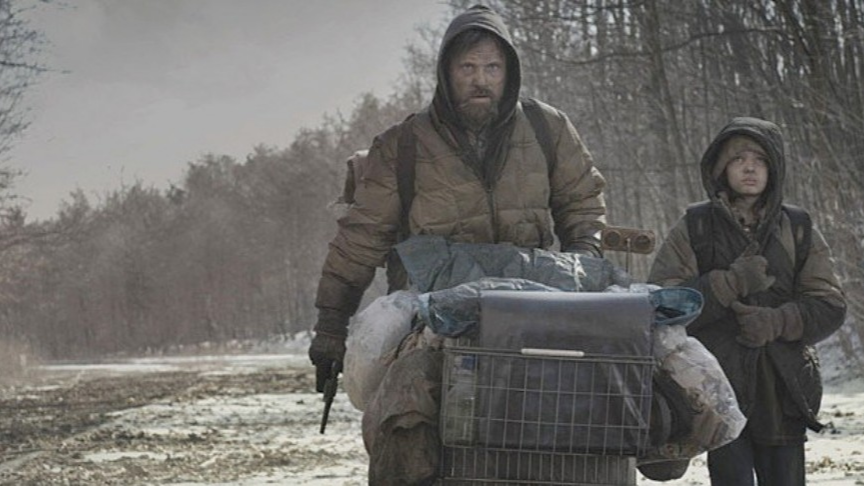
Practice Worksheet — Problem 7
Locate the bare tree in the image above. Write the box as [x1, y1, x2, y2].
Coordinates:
[0, 0, 47, 169]
[0, 0, 51, 239]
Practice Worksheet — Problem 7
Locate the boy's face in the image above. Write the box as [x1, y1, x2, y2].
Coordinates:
[725, 148, 769, 198]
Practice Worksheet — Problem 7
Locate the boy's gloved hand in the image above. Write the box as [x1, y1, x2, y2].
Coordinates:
[731, 301, 803, 347]
[709, 254, 776, 306]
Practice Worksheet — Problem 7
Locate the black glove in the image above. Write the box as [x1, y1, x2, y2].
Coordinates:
[308, 332, 346, 392]
[732, 301, 803, 348]
[709, 254, 776, 306]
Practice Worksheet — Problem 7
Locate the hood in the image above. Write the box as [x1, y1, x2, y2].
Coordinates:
[700, 117, 786, 227]
[431, 4, 521, 131]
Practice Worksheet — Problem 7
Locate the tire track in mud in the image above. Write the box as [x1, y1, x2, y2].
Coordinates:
[0, 371, 204, 476]
[0, 365, 318, 485]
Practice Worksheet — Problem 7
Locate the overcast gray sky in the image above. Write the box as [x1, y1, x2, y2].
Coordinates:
[11, 0, 449, 220]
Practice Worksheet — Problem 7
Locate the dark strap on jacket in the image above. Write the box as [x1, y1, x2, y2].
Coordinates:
[685, 202, 716, 275]
[395, 115, 417, 241]
[686, 202, 812, 276]
[783, 204, 812, 279]
[521, 97, 558, 176]
[387, 115, 417, 293]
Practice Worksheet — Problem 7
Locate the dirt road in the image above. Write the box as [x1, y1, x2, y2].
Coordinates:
[1, 351, 863, 485]
[0, 354, 366, 485]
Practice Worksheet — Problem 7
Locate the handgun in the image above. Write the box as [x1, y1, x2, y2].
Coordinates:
[319, 360, 342, 434]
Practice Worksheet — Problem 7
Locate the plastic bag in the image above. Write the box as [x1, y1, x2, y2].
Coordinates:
[344, 290, 420, 411]
[608, 285, 744, 462]
[642, 323, 747, 462]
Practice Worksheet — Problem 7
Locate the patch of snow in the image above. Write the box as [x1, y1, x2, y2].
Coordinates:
[11, 329, 864, 485]
[84, 451, 175, 463]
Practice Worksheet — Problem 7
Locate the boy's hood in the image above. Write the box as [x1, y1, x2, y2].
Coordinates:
[700, 117, 786, 225]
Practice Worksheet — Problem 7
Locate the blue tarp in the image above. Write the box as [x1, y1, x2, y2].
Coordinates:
[394, 236, 704, 337]
[396, 235, 631, 293]
[649, 287, 704, 327]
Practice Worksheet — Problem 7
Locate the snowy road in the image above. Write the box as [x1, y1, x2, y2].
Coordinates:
[0, 349, 862, 485]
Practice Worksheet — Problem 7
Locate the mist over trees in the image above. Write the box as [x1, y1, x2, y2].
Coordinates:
[0, 93, 424, 358]
[1, 0, 862, 362]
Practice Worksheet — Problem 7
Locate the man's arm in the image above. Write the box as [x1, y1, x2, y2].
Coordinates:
[546, 112, 607, 256]
[309, 130, 404, 389]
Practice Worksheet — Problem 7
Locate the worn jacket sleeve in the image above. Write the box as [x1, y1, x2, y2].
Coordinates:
[792, 225, 846, 345]
[547, 110, 607, 255]
[647, 216, 729, 332]
[313, 128, 403, 336]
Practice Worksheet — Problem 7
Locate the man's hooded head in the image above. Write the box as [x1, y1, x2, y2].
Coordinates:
[432, 5, 521, 132]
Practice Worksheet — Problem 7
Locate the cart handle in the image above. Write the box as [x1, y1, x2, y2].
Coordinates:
[520, 348, 585, 358]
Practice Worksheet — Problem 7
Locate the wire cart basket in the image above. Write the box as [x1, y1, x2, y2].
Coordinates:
[438, 291, 656, 486]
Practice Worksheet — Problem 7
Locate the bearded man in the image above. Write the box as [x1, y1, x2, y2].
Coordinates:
[309, 4, 608, 397]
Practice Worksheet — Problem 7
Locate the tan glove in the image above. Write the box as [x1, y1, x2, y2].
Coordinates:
[709, 254, 776, 307]
[731, 301, 803, 348]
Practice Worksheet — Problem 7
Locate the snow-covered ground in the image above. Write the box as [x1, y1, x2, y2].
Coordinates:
[1, 332, 863, 485]
[648, 384, 864, 485]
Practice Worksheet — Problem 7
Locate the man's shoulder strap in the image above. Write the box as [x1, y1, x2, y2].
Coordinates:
[386, 114, 418, 294]
[521, 97, 558, 176]
[685, 202, 715, 275]
[395, 114, 417, 240]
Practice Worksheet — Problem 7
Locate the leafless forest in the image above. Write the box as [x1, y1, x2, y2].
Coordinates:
[1, 0, 863, 368]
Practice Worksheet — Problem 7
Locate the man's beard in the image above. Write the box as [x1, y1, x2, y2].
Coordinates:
[456, 90, 500, 132]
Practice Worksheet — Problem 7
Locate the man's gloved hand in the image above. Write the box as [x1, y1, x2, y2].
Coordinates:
[731, 301, 803, 348]
[308, 332, 346, 393]
[709, 254, 776, 307]
[564, 238, 603, 258]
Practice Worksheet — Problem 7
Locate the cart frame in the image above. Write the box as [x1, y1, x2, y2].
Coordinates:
[438, 345, 654, 485]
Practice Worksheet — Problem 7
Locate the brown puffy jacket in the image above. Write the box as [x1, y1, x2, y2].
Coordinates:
[314, 5, 606, 336]
[315, 101, 607, 331]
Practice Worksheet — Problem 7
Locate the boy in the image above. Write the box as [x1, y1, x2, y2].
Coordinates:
[648, 117, 846, 485]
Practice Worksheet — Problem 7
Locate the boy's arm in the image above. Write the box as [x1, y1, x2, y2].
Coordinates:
[791, 226, 847, 344]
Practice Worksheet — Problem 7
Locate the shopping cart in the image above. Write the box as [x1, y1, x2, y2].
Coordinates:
[438, 290, 656, 485]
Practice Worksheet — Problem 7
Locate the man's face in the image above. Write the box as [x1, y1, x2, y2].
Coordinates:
[448, 37, 507, 130]
[725, 149, 769, 198]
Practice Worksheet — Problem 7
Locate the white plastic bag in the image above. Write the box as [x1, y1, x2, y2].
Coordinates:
[645, 324, 747, 461]
[343, 290, 420, 411]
